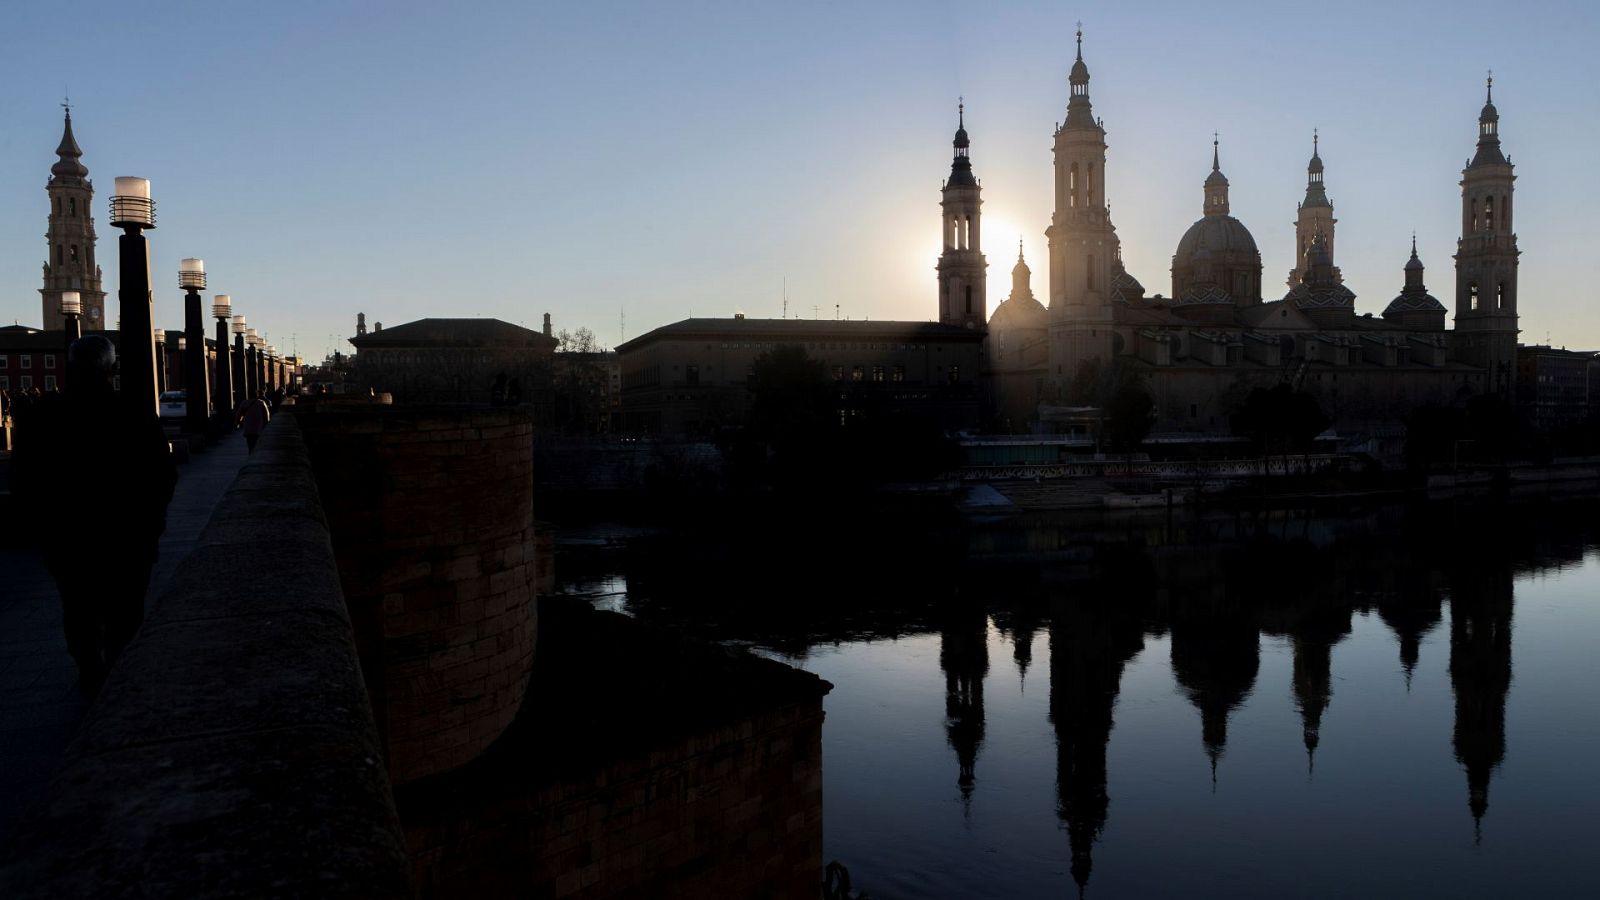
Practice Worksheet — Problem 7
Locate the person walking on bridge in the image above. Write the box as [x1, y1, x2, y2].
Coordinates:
[235, 390, 271, 453]
[12, 336, 177, 696]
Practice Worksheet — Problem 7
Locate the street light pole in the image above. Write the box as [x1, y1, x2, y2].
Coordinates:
[213, 294, 234, 421]
[245, 328, 260, 399]
[232, 315, 248, 404]
[153, 328, 167, 394]
[178, 258, 210, 435]
[110, 177, 157, 418]
[60, 291, 82, 392]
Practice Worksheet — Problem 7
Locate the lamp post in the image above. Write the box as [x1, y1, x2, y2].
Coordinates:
[178, 257, 210, 434]
[246, 328, 260, 400]
[212, 294, 234, 419]
[231, 315, 247, 405]
[110, 177, 157, 418]
[153, 328, 167, 394]
[60, 291, 82, 392]
[267, 346, 278, 391]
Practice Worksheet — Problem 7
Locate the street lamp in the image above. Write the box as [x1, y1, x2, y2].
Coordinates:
[246, 328, 261, 399]
[110, 176, 157, 418]
[231, 314, 248, 405]
[60, 291, 82, 392]
[153, 328, 167, 393]
[178, 258, 210, 434]
[212, 294, 235, 417]
[267, 345, 278, 391]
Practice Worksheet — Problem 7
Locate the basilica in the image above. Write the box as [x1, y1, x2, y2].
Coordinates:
[967, 31, 1520, 436]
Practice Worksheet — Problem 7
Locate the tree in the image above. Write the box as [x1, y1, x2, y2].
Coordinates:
[556, 327, 598, 354]
[1105, 380, 1155, 453]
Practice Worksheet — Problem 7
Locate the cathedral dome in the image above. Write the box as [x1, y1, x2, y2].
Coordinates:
[1174, 214, 1259, 264]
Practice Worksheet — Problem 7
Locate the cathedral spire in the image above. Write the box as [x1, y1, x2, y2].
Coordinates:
[1203, 134, 1230, 215]
[1471, 70, 1506, 166]
[1063, 24, 1095, 129]
[51, 104, 88, 182]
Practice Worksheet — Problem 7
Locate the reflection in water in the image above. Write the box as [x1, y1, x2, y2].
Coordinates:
[1049, 586, 1143, 895]
[1449, 545, 1514, 837]
[939, 601, 988, 808]
[554, 498, 1600, 897]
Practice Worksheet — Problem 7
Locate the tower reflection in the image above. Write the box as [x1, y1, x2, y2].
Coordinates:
[1448, 546, 1514, 837]
[1049, 584, 1144, 896]
[939, 600, 990, 808]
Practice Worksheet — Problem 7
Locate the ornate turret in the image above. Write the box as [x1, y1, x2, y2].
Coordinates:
[1284, 227, 1356, 327]
[51, 109, 88, 182]
[1453, 73, 1520, 393]
[1047, 26, 1117, 384]
[1383, 235, 1447, 330]
[40, 104, 106, 332]
[1289, 131, 1340, 287]
[937, 101, 987, 329]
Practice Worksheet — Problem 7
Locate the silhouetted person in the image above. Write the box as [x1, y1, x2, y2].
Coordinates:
[12, 336, 177, 695]
[235, 390, 271, 452]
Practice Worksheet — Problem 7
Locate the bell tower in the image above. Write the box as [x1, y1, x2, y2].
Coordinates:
[937, 102, 987, 329]
[1453, 74, 1519, 395]
[39, 104, 106, 332]
[1046, 27, 1117, 386]
[1289, 131, 1340, 287]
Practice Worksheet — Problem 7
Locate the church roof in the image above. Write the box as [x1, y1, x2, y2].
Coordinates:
[988, 295, 1047, 330]
[617, 317, 982, 353]
[1174, 215, 1260, 266]
[349, 317, 558, 349]
[51, 110, 88, 181]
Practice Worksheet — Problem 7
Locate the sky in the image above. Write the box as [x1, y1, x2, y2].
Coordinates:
[2, 1, 1597, 361]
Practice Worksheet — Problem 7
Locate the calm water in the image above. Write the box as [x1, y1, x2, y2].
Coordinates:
[554, 498, 1600, 898]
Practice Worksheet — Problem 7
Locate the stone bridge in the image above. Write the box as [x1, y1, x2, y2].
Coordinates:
[1, 405, 829, 899]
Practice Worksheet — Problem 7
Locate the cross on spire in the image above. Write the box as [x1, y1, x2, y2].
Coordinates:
[1075, 21, 1083, 60]
[1212, 131, 1220, 170]
[958, 96, 964, 127]
[1313, 127, 1318, 154]
[1486, 70, 1494, 102]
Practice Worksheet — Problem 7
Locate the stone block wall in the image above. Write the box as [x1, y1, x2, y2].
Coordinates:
[302, 407, 538, 785]
[408, 701, 825, 899]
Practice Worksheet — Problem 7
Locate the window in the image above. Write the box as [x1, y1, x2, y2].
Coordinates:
[0, 355, 7, 367]
[1497, 283, 1506, 310]
[20, 376, 33, 390]
[43, 375, 56, 391]
[685, 365, 699, 386]
[1087, 255, 1096, 290]
[69, 197, 76, 216]
[20, 355, 32, 369]
[871, 365, 885, 382]
[851, 366, 864, 382]
[964, 285, 972, 316]
[0, 376, 8, 390]
[892, 365, 905, 382]
[44, 354, 56, 370]
[1484, 196, 1494, 231]
[831, 365, 843, 381]
[1469, 283, 1480, 311]
[948, 365, 960, 384]
[55, 245, 63, 266]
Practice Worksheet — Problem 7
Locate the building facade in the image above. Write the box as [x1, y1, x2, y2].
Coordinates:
[615, 318, 983, 435]
[349, 317, 558, 409]
[985, 34, 1519, 436]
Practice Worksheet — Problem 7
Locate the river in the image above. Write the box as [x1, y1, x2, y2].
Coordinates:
[552, 496, 1600, 898]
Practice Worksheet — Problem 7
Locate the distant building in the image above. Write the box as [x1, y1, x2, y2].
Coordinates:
[39, 108, 107, 333]
[983, 31, 1521, 436]
[1516, 345, 1597, 432]
[0, 325, 66, 394]
[349, 317, 558, 408]
[615, 317, 983, 435]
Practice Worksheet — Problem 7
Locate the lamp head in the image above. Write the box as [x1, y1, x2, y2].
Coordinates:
[59, 290, 81, 316]
[109, 176, 155, 228]
[178, 257, 206, 291]
[212, 294, 232, 319]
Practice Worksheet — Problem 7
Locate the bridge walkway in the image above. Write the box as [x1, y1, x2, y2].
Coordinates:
[0, 432, 249, 844]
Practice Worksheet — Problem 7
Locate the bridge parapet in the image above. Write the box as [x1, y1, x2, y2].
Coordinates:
[0, 416, 412, 898]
